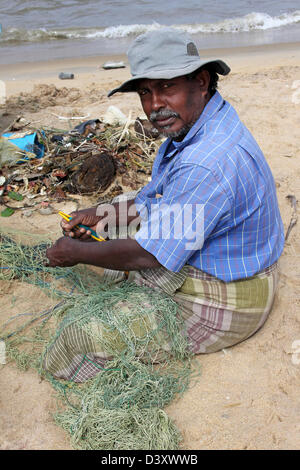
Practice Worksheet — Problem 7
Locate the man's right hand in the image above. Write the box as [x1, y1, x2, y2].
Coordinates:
[61, 200, 139, 241]
[61, 208, 102, 240]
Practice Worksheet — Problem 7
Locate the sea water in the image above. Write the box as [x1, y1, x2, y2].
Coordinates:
[0, 0, 299, 65]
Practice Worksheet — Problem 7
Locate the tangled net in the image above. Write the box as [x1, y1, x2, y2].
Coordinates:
[0, 229, 97, 293]
[0, 229, 197, 450]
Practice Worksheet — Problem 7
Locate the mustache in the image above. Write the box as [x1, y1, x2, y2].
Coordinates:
[149, 109, 180, 122]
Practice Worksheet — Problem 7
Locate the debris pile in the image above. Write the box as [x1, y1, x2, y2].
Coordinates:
[0, 112, 162, 217]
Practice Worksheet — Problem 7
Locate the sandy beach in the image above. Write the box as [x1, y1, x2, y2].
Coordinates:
[0, 41, 300, 450]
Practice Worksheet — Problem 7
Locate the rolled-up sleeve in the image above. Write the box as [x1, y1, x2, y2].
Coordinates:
[135, 163, 231, 272]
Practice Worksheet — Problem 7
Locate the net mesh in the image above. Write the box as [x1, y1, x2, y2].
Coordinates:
[0, 229, 198, 450]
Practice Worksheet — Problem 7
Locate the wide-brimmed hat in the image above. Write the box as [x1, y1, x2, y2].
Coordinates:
[108, 28, 230, 97]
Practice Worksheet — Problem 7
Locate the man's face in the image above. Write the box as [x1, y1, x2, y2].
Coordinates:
[136, 71, 210, 141]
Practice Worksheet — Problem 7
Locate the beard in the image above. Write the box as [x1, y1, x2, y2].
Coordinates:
[159, 123, 195, 140]
[149, 109, 197, 141]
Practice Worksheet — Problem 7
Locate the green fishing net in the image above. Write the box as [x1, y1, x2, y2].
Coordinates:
[55, 406, 181, 451]
[0, 228, 98, 294]
[0, 229, 197, 450]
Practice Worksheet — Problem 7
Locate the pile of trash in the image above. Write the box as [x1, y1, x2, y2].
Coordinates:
[0, 109, 161, 217]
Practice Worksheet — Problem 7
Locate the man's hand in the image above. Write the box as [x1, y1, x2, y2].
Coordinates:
[61, 201, 140, 241]
[61, 208, 102, 240]
[46, 237, 80, 267]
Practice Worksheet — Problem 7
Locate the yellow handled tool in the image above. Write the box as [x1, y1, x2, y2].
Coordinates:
[59, 211, 106, 242]
[59, 210, 130, 278]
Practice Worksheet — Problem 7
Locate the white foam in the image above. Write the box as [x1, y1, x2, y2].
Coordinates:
[183, 11, 300, 34]
[2, 10, 300, 43]
[96, 11, 300, 37]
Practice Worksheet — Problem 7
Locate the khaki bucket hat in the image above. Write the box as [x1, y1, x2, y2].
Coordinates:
[108, 27, 230, 97]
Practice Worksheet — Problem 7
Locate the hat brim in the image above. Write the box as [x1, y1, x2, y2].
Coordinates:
[107, 59, 230, 97]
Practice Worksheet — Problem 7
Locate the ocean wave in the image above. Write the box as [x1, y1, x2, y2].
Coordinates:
[183, 10, 300, 34]
[96, 11, 300, 37]
[1, 10, 300, 44]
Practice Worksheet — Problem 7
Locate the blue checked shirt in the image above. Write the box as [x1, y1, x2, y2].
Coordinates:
[134, 91, 284, 281]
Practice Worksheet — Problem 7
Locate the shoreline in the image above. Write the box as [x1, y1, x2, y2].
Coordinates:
[1, 41, 300, 98]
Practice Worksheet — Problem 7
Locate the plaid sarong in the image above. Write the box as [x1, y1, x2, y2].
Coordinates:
[131, 262, 279, 354]
[174, 263, 278, 353]
[43, 192, 280, 381]
[43, 293, 171, 382]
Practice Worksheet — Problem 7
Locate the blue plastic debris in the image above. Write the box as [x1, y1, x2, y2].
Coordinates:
[2, 131, 45, 160]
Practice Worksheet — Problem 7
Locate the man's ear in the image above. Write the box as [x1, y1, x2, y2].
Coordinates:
[195, 69, 210, 92]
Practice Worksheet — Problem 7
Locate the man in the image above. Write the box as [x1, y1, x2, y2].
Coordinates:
[46, 28, 284, 357]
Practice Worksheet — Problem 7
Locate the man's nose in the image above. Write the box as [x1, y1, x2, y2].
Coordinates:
[151, 90, 165, 111]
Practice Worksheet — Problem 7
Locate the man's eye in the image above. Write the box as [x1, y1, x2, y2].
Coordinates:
[162, 83, 174, 89]
[138, 89, 148, 96]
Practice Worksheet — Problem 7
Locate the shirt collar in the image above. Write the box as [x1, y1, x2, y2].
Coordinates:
[162, 91, 225, 158]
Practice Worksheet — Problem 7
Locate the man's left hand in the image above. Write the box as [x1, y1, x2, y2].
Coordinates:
[46, 236, 79, 267]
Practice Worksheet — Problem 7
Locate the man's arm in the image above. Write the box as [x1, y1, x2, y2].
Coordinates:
[46, 236, 161, 270]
